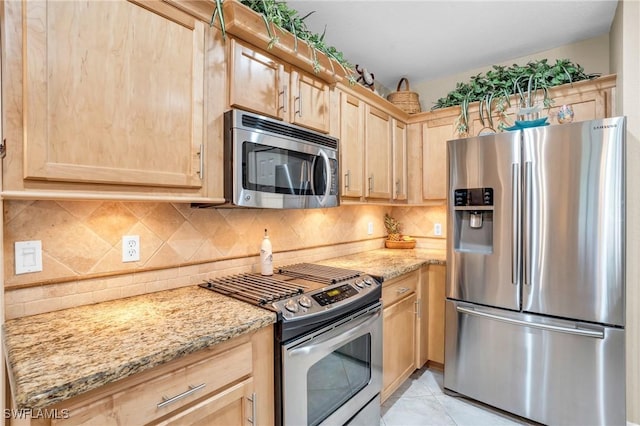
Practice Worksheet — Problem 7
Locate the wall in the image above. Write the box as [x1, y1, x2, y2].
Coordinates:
[413, 34, 611, 112]
[3, 200, 445, 319]
[611, 1, 640, 423]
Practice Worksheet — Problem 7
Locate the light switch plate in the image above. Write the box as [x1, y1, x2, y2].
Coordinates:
[15, 240, 43, 274]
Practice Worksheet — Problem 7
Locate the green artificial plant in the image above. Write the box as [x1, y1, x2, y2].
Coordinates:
[432, 59, 600, 135]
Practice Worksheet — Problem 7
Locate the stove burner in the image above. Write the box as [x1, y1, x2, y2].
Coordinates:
[201, 274, 306, 306]
[278, 263, 362, 284]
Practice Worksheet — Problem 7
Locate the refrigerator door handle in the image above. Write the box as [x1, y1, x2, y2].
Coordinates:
[511, 163, 521, 285]
[456, 306, 604, 339]
[523, 161, 533, 286]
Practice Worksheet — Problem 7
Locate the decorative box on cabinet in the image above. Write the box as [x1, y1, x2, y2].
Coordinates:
[1, 0, 224, 202]
[228, 38, 330, 134]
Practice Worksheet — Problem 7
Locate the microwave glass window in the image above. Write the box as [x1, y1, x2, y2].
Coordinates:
[243, 142, 332, 195]
[306, 334, 372, 426]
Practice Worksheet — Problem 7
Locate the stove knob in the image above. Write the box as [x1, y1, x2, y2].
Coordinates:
[364, 277, 374, 286]
[285, 299, 299, 313]
[298, 295, 312, 308]
[355, 279, 365, 288]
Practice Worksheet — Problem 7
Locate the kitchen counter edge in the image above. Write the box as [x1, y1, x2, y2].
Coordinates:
[2, 286, 276, 410]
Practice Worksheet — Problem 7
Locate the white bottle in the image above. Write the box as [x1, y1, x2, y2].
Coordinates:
[260, 229, 273, 276]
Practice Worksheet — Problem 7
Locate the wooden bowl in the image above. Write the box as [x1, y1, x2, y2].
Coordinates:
[385, 240, 416, 249]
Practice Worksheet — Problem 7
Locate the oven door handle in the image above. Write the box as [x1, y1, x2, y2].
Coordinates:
[288, 308, 381, 357]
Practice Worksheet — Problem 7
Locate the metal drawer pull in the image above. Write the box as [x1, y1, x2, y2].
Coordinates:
[157, 383, 206, 409]
[457, 306, 604, 339]
[247, 392, 257, 424]
[396, 287, 410, 295]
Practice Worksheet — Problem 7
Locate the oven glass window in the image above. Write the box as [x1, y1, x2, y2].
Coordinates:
[307, 334, 371, 426]
[243, 142, 330, 195]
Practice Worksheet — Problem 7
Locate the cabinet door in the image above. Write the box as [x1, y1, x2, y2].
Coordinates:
[339, 92, 365, 198]
[392, 119, 408, 201]
[382, 293, 417, 401]
[229, 38, 285, 120]
[290, 70, 330, 133]
[422, 122, 451, 200]
[365, 105, 393, 200]
[428, 264, 446, 365]
[22, 0, 204, 189]
[158, 378, 255, 426]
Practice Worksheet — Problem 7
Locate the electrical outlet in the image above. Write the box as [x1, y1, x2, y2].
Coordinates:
[367, 222, 374, 235]
[434, 223, 443, 236]
[122, 235, 140, 262]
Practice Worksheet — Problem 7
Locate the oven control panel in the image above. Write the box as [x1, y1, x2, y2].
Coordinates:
[273, 275, 380, 320]
[312, 284, 359, 306]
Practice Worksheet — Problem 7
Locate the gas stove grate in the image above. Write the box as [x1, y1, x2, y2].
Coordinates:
[278, 263, 362, 285]
[201, 274, 306, 306]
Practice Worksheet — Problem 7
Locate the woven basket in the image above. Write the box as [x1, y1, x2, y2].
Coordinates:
[386, 78, 421, 114]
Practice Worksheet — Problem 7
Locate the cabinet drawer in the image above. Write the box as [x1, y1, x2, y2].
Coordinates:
[55, 342, 253, 426]
[382, 270, 418, 307]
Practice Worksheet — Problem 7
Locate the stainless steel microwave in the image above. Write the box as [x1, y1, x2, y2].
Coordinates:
[222, 109, 339, 209]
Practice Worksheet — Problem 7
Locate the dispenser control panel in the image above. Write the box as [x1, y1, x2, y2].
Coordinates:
[454, 188, 493, 206]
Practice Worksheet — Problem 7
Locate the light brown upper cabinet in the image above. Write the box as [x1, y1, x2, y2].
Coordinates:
[364, 105, 393, 200]
[2, 0, 221, 202]
[412, 75, 616, 203]
[337, 85, 409, 203]
[392, 119, 408, 201]
[228, 38, 330, 134]
[339, 92, 366, 198]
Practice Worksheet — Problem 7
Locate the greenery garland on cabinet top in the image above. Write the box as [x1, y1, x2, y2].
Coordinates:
[431, 59, 600, 135]
[211, 0, 356, 83]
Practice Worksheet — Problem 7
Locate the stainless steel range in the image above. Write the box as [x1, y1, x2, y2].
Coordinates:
[201, 263, 383, 426]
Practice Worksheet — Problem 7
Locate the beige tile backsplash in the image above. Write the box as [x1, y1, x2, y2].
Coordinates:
[3, 200, 446, 318]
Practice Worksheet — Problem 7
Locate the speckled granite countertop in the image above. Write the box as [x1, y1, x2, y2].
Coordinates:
[2, 286, 276, 410]
[317, 248, 446, 281]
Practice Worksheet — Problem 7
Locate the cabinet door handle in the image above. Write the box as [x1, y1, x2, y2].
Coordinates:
[247, 392, 257, 424]
[198, 144, 204, 180]
[368, 175, 374, 193]
[395, 179, 401, 196]
[280, 85, 288, 113]
[344, 170, 350, 190]
[415, 299, 421, 317]
[157, 383, 206, 409]
[295, 94, 302, 117]
[396, 287, 409, 295]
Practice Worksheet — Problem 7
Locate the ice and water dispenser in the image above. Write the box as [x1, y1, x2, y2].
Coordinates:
[453, 188, 494, 254]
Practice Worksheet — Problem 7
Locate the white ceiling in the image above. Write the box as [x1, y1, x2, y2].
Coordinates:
[287, 1, 619, 90]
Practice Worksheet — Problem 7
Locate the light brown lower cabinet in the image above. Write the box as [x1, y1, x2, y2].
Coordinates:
[25, 326, 274, 426]
[381, 270, 419, 402]
[381, 264, 446, 403]
[427, 264, 446, 367]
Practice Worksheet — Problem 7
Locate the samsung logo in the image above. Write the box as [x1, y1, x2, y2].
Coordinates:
[593, 124, 618, 130]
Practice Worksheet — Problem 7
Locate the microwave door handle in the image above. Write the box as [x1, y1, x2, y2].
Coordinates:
[313, 149, 332, 207]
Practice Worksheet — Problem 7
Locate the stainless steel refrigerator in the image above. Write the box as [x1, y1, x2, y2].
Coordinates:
[445, 116, 626, 425]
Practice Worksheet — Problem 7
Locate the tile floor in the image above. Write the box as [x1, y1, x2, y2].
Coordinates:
[381, 367, 533, 426]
